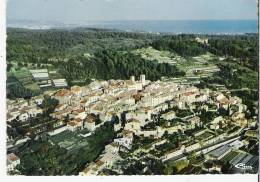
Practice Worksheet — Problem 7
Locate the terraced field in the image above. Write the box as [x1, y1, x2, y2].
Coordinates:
[133, 47, 181, 65]
[132, 47, 219, 79]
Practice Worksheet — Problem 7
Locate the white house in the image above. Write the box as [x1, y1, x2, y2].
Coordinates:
[28, 107, 43, 117]
[84, 115, 96, 131]
[186, 116, 201, 128]
[18, 111, 29, 121]
[67, 118, 83, 132]
[7, 153, 20, 172]
[125, 108, 152, 126]
[124, 119, 141, 133]
[211, 116, 223, 124]
[161, 111, 176, 120]
[32, 96, 44, 105]
[114, 123, 122, 132]
[195, 37, 208, 44]
[71, 86, 83, 98]
[55, 104, 67, 112]
[54, 89, 73, 105]
[210, 123, 220, 130]
[74, 108, 87, 120]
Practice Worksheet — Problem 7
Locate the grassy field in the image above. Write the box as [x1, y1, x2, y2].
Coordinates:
[11, 68, 41, 92]
[50, 130, 90, 153]
[195, 131, 215, 142]
[167, 159, 190, 172]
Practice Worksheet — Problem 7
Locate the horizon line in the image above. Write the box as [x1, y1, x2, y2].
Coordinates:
[7, 18, 258, 22]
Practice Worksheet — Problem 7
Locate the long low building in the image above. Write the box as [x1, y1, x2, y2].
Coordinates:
[29, 69, 48, 74]
[30, 69, 49, 81]
[53, 79, 68, 88]
[206, 145, 232, 160]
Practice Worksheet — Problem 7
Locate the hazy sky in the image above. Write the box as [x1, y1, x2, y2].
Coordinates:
[7, 0, 258, 22]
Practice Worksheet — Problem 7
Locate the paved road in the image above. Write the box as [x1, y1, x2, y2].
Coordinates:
[218, 88, 257, 92]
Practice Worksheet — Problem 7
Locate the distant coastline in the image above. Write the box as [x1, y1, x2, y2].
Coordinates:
[7, 19, 258, 34]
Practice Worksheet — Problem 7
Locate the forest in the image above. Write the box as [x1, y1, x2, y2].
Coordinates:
[59, 50, 185, 86]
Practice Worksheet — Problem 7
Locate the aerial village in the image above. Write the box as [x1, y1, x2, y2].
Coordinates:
[7, 74, 258, 175]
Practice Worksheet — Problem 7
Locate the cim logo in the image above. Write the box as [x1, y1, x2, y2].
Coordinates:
[234, 163, 253, 170]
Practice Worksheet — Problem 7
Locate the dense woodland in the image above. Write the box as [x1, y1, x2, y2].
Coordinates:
[7, 28, 154, 64]
[208, 35, 258, 71]
[59, 50, 185, 86]
[152, 36, 207, 57]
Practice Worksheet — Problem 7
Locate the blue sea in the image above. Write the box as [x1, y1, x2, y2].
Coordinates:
[88, 20, 258, 34]
[8, 19, 258, 34]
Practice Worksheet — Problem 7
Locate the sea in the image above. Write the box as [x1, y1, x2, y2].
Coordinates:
[8, 20, 258, 34]
[91, 20, 258, 34]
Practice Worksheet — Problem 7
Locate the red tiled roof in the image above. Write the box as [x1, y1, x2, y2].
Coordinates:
[7, 153, 19, 162]
[56, 89, 72, 97]
[96, 160, 105, 167]
[86, 115, 96, 123]
[183, 92, 195, 96]
[71, 86, 81, 92]
[75, 118, 83, 123]
[75, 108, 85, 113]
[127, 118, 140, 123]
[219, 98, 229, 104]
[68, 121, 78, 127]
